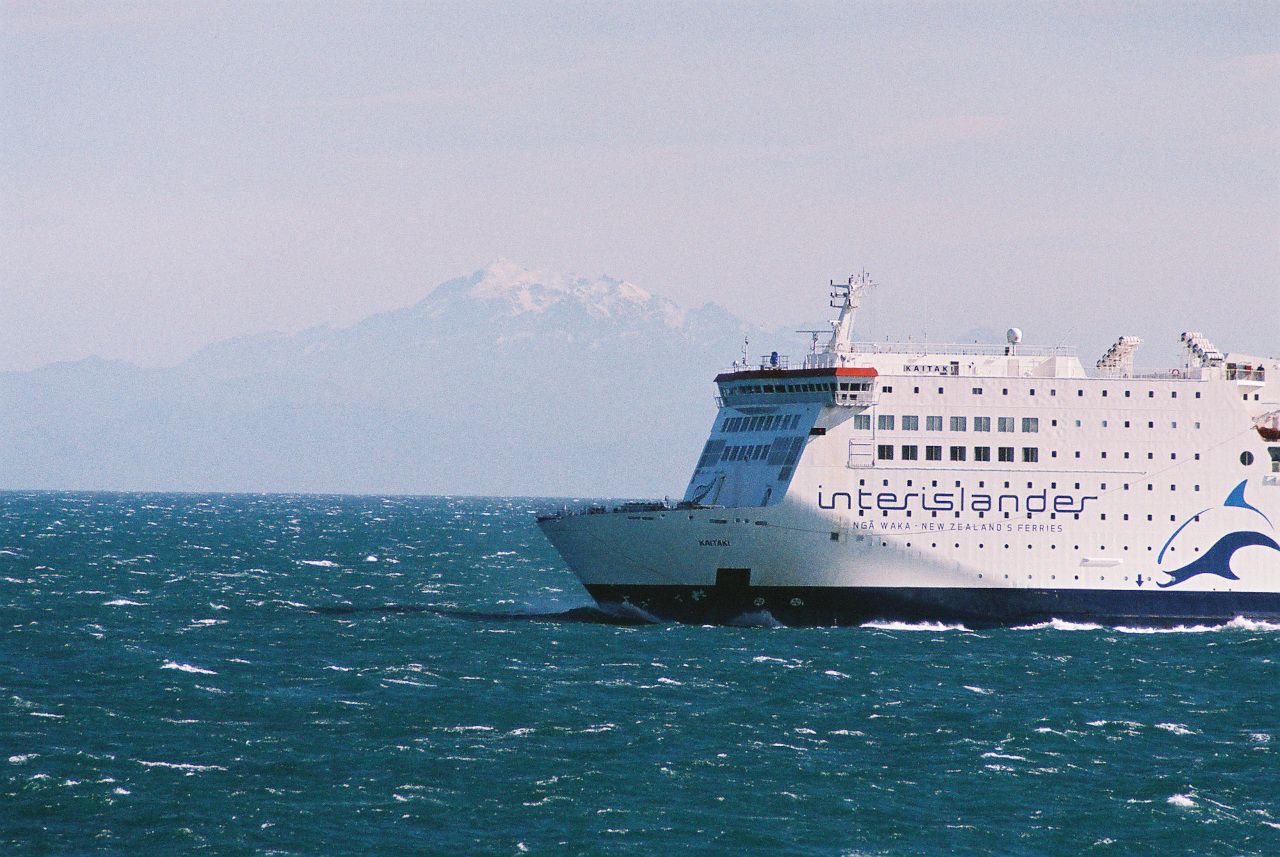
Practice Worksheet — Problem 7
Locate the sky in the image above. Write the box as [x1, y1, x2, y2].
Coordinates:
[3, 0, 1278, 371]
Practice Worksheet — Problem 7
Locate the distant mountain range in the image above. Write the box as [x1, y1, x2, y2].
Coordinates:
[0, 262, 781, 497]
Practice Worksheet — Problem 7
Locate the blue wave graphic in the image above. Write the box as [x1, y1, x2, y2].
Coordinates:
[1158, 531, 1280, 588]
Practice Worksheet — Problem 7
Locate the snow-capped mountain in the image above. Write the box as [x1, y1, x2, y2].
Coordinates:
[0, 264, 778, 496]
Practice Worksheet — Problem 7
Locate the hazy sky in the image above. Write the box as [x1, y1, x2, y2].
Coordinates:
[3, 1, 1277, 371]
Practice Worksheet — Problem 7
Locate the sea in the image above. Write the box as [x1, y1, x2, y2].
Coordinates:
[2, 492, 1278, 855]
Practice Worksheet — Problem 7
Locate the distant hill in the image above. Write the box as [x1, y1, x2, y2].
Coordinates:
[0, 263, 781, 497]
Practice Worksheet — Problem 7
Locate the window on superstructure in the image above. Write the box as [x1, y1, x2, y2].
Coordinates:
[926, 416, 943, 431]
[1022, 448, 1038, 463]
[974, 417, 991, 432]
[902, 415, 920, 431]
[853, 414, 871, 430]
[950, 446, 966, 462]
[878, 415, 895, 430]
[997, 417, 1015, 432]
[877, 445, 894, 461]
[998, 447, 1014, 462]
[901, 445, 919, 461]
[951, 417, 967, 432]
[926, 446, 942, 461]
[974, 446, 991, 462]
[1022, 417, 1039, 433]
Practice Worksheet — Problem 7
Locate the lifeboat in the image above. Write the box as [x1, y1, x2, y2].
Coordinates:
[1257, 410, 1280, 442]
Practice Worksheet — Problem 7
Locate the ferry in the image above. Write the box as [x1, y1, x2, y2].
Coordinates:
[538, 274, 1280, 626]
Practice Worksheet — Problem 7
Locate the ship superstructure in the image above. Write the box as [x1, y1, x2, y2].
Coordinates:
[538, 275, 1280, 626]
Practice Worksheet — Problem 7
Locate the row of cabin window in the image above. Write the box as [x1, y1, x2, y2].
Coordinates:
[719, 435, 806, 466]
[721, 413, 802, 433]
[861, 414, 1205, 433]
[877, 445, 1039, 463]
[728, 382, 837, 395]
[857, 415, 1039, 433]
[888, 384, 1203, 400]
[723, 443, 771, 462]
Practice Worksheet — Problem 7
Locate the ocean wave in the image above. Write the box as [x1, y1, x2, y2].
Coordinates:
[862, 620, 970, 632]
[161, 661, 218, 675]
[136, 760, 227, 773]
[1011, 619, 1102, 631]
[727, 609, 784, 628]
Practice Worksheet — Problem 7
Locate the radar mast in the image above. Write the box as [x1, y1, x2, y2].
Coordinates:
[828, 271, 875, 354]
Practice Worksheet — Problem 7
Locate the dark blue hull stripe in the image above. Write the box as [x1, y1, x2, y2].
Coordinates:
[584, 584, 1280, 628]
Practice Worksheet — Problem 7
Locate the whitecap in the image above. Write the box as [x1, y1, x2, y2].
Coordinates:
[161, 661, 217, 675]
[1155, 723, 1196, 736]
[104, 599, 143, 607]
[8, 754, 37, 764]
[364, 555, 378, 562]
[30, 712, 63, 718]
[963, 685, 993, 695]
[981, 752, 1028, 761]
[656, 677, 682, 685]
[189, 619, 226, 627]
[1223, 616, 1280, 632]
[136, 760, 227, 773]
[863, 620, 970, 632]
[1012, 619, 1102, 631]
[1167, 793, 1196, 808]
[1116, 624, 1216, 634]
[298, 560, 339, 568]
[824, 669, 851, 679]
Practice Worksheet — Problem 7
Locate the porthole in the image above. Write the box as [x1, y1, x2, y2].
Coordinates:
[1241, 451, 1255, 466]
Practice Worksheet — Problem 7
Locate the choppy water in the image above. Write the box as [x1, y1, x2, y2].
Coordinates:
[2, 492, 1278, 855]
